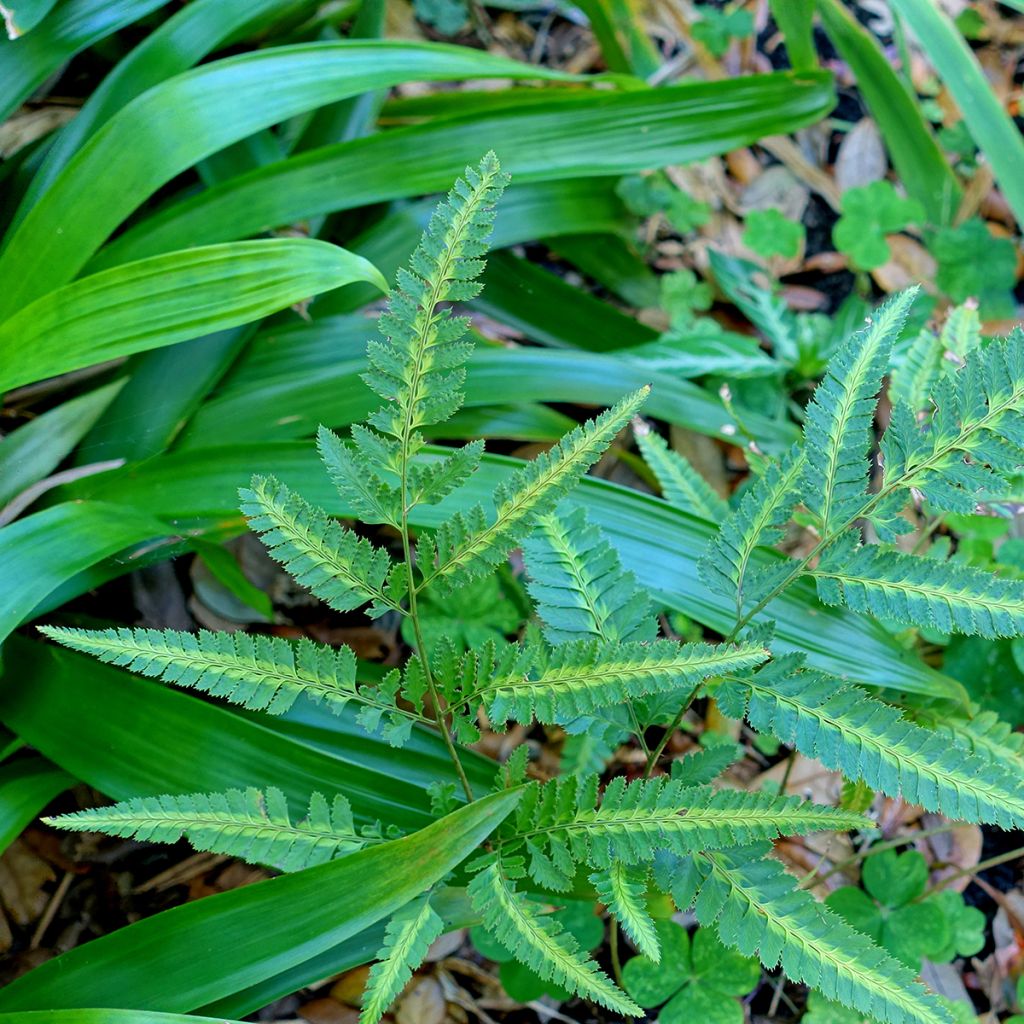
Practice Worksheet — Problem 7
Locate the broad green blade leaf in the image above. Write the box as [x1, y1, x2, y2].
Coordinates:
[817, 0, 960, 224]
[0, 380, 123, 509]
[0, 790, 519, 1011]
[90, 71, 835, 268]
[1, 0, 59, 38]
[0, 41, 576, 318]
[0, 0, 169, 120]
[891, 0, 1024, 227]
[0, 1013, 247, 1024]
[0, 636, 495, 831]
[51, 445, 966, 702]
[769, 0, 816, 70]
[574, 0, 661, 76]
[0, 756, 71, 856]
[0, 240, 385, 392]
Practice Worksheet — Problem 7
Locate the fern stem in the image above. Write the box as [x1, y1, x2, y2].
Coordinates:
[642, 683, 701, 779]
[608, 918, 624, 986]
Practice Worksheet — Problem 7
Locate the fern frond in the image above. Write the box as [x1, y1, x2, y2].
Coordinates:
[45, 788, 367, 871]
[467, 861, 641, 1016]
[593, 862, 661, 961]
[669, 739, 742, 787]
[813, 536, 1024, 637]
[39, 626, 427, 732]
[522, 505, 654, 644]
[802, 289, 917, 532]
[361, 895, 445, 1024]
[690, 844, 951, 1024]
[504, 775, 865, 886]
[240, 475, 403, 617]
[317, 425, 400, 528]
[697, 445, 804, 609]
[717, 662, 1024, 828]
[461, 638, 767, 727]
[923, 707, 1024, 767]
[419, 387, 650, 593]
[633, 419, 728, 520]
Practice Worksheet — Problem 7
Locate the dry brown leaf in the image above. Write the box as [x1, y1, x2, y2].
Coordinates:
[299, 997, 361, 1024]
[331, 964, 371, 1007]
[835, 118, 887, 192]
[396, 976, 446, 1024]
[871, 235, 938, 293]
[0, 840, 55, 926]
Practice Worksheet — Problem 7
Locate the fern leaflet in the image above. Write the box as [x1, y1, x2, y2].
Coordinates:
[593, 862, 661, 961]
[45, 788, 368, 872]
[361, 894, 445, 1024]
[633, 419, 728, 520]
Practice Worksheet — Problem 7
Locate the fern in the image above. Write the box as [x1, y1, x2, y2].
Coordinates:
[688, 844, 952, 1024]
[633, 419, 728, 520]
[40, 626, 425, 734]
[45, 788, 368, 872]
[240, 475, 404, 617]
[593, 862, 660, 961]
[418, 387, 649, 593]
[716, 659, 1024, 828]
[468, 860, 641, 1016]
[361, 895, 445, 1024]
[669, 739, 742, 787]
[801, 289, 916, 532]
[813, 534, 1024, 637]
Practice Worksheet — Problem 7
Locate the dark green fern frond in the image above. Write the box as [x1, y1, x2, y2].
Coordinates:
[633, 419, 728, 520]
[592, 862, 660, 961]
[240, 475, 404, 617]
[317, 425, 400, 528]
[361, 895, 445, 1024]
[813, 535, 1024, 637]
[669, 739, 742, 787]
[468, 860, 641, 1016]
[918, 706, 1024, 768]
[522, 505, 655, 644]
[802, 288, 917, 532]
[716, 661, 1024, 828]
[418, 387, 650, 594]
[45, 788, 368, 872]
[39, 626, 427, 734]
[689, 845, 951, 1024]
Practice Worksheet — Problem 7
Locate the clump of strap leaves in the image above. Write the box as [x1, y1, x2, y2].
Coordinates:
[43, 155, 1024, 1024]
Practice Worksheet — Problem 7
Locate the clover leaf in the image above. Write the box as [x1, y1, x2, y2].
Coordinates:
[692, 5, 755, 57]
[413, 0, 468, 34]
[617, 173, 711, 234]
[622, 922, 760, 1024]
[925, 889, 985, 963]
[743, 208, 805, 260]
[928, 218, 1018, 319]
[832, 181, 925, 270]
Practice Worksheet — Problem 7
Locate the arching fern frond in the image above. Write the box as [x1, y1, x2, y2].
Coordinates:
[39, 626, 426, 734]
[45, 788, 368, 872]
[240, 475, 403, 617]
[689, 845, 951, 1024]
[917, 706, 1024, 768]
[633, 419, 728, 521]
[717, 661, 1024, 828]
[592, 862, 661, 961]
[418, 387, 650, 594]
[669, 739, 742, 787]
[522, 505, 655, 644]
[801, 288, 917, 532]
[813, 535, 1024, 637]
[361, 895, 445, 1024]
[468, 860, 641, 1016]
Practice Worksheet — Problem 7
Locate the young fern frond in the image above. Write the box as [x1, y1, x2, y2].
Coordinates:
[361, 895, 445, 1024]
[689, 845, 951, 1024]
[317, 424, 401, 529]
[801, 289, 917, 533]
[39, 626, 425, 734]
[240, 476, 404, 617]
[418, 387, 649, 594]
[592, 862, 661, 961]
[468, 860, 641, 1016]
[44, 788, 368, 872]
[632, 419, 728, 520]
[669, 740, 742, 787]
[716, 661, 1024, 828]
[522, 505, 655, 644]
[813, 535, 1024, 637]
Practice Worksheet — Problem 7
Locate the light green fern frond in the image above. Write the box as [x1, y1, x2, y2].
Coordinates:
[918, 706, 1024, 768]
[45, 788, 368, 871]
[633, 419, 728, 520]
[240, 475, 404, 617]
[593, 862, 660, 961]
[522, 505, 655, 645]
[39, 626, 427, 733]
[361, 895, 445, 1024]
[689, 844, 951, 1024]
[317, 425, 400, 528]
[468, 860, 641, 1016]
[802, 289, 917, 532]
[419, 387, 650, 594]
[716, 660, 1024, 828]
[813, 535, 1024, 637]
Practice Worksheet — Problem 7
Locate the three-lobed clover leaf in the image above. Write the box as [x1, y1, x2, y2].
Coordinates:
[928, 217, 1018, 319]
[832, 181, 924, 270]
[622, 921, 760, 1024]
[616, 172, 711, 234]
[691, 4, 755, 56]
[742, 208, 805, 260]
